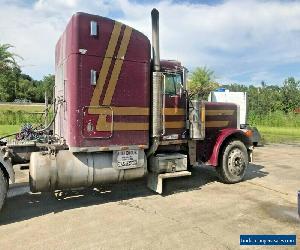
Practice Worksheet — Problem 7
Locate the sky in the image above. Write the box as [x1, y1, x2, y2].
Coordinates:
[0, 0, 300, 85]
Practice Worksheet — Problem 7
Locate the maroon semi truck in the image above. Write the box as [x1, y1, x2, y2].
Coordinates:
[0, 9, 253, 210]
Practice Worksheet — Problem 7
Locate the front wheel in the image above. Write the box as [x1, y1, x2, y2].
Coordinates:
[0, 168, 8, 211]
[217, 140, 248, 183]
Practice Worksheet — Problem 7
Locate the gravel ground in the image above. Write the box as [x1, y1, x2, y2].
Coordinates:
[0, 143, 299, 250]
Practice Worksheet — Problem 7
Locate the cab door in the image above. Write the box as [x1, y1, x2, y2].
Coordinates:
[161, 73, 187, 141]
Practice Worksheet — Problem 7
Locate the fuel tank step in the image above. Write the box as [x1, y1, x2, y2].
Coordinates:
[147, 170, 191, 194]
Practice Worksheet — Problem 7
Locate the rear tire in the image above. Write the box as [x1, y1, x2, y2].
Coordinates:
[0, 168, 8, 211]
[217, 140, 248, 183]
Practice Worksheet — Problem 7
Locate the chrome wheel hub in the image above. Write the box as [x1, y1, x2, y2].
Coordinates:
[228, 148, 245, 176]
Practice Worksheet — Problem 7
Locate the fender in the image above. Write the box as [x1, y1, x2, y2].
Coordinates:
[208, 128, 251, 167]
[0, 151, 15, 183]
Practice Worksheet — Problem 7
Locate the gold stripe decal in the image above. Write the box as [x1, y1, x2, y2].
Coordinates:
[165, 121, 185, 129]
[113, 122, 148, 131]
[206, 121, 229, 128]
[163, 108, 185, 116]
[89, 22, 122, 111]
[94, 119, 149, 131]
[96, 116, 148, 131]
[206, 110, 234, 116]
[88, 23, 145, 131]
[103, 26, 132, 105]
[88, 106, 149, 116]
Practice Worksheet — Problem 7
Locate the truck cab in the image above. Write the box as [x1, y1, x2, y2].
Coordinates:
[0, 9, 253, 211]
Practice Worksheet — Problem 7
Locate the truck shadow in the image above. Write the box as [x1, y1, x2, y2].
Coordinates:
[244, 163, 269, 181]
[163, 163, 268, 194]
[0, 163, 267, 225]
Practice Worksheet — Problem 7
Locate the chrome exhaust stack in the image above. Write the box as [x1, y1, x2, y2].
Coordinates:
[151, 8, 160, 72]
[149, 8, 162, 155]
[151, 8, 162, 138]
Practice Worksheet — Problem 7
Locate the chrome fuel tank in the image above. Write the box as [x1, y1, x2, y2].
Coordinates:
[29, 150, 147, 192]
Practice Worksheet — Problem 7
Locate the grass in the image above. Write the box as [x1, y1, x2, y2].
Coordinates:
[249, 111, 300, 127]
[0, 104, 49, 138]
[256, 126, 300, 144]
[0, 103, 44, 112]
[0, 111, 45, 125]
[248, 111, 300, 143]
[0, 125, 20, 137]
[0, 103, 51, 125]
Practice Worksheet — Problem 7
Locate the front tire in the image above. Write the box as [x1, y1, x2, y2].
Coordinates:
[0, 168, 8, 211]
[217, 140, 248, 183]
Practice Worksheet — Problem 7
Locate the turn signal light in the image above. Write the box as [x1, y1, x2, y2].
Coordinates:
[244, 129, 253, 138]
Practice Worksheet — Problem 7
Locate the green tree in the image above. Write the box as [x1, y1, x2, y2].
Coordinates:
[41, 74, 55, 102]
[0, 44, 19, 68]
[226, 83, 248, 92]
[188, 67, 219, 100]
[15, 74, 55, 103]
[0, 44, 21, 101]
[281, 77, 300, 113]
